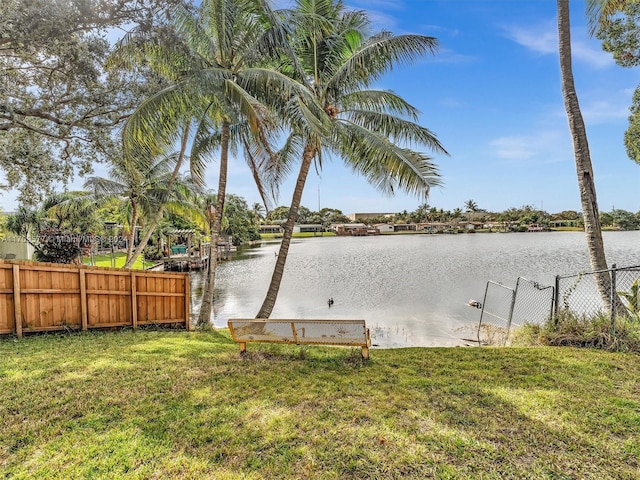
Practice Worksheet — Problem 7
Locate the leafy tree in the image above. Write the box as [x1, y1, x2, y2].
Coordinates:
[0, 211, 7, 239]
[600, 211, 615, 227]
[296, 206, 315, 224]
[256, 0, 447, 318]
[0, 0, 184, 203]
[39, 191, 103, 234]
[319, 208, 350, 224]
[591, 2, 640, 163]
[223, 195, 261, 245]
[266, 206, 292, 223]
[611, 208, 640, 229]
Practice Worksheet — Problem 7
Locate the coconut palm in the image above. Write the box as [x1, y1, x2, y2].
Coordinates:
[84, 152, 194, 263]
[464, 199, 479, 213]
[255, 0, 448, 318]
[557, 0, 619, 309]
[111, 0, 316, 325]
[251, 202, 266, 223]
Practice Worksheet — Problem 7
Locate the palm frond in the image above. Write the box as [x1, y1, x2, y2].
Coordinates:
[328, 33, 438, 94]
[341, 90, 421, 119]
[331, 121, 442, 197]
[339, 111, 448, 154]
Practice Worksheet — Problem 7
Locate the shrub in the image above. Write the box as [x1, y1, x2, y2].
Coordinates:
[33, 228, 93, 264]
[143, 245, 163, 260]
[513, 310, 640, 353]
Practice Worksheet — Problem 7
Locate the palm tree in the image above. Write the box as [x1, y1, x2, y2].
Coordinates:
[255, 0, 447, 318]
[251, 202, 266, 223]
[464, 199, 479, 213]
[557, 0, 617, 308]
[111, 0, 312, 324]
[84, 152, 191, 263]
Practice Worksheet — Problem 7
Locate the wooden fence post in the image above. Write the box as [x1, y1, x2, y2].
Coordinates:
[79, 269, 88, 331]
[12, 264, 22, 338]
[130, 271, 138, 330]
[184, 275, 191, 331]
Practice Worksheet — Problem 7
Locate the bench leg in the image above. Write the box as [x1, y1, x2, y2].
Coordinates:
[361, 346, 369, 360]
[239, 342, 247, 355]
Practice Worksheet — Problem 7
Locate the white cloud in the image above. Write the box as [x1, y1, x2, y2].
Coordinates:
[489, 130, 570, 164]
[581, 100, 629, 124]
[503, 22, 613, 69]
[490, 135, 538, 160]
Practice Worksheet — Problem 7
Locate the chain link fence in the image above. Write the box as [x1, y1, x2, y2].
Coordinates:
[477, 277, 554, 345]
[554, 264, 640, 323]
[477, 264, 640, 345]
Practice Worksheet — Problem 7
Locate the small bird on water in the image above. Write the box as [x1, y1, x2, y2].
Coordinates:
[328, 297, 334, 307]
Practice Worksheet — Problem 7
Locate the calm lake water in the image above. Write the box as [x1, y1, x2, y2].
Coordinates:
[190, 231, 640, 348]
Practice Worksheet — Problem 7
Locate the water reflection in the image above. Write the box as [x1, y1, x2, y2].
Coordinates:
[190, 231, 640, 348]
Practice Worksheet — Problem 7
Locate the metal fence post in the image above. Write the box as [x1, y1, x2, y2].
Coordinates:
[554, 275, 560, 325]
[504, 278, 519, 346]
[477, 281, 491, 345]
[610, 264, 617, 335]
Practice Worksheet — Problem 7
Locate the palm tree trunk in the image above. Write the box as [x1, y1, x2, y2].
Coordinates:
[557, 0, 621, 312]
[197, 121, 231, 326]
[256, 141, 316, 319]
[125, 203, 138, 263]
[123, 124, 191, 269]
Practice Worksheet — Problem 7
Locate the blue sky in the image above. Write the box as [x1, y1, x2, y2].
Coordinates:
[3, 0, 640, 216]
[265, 0, 640, 215]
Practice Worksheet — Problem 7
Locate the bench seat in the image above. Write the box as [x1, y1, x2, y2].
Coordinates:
[228, 318, 371, 359]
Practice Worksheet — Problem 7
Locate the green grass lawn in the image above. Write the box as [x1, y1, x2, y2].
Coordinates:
[1, 330, 639, 479]
[84, 252, 156, 269]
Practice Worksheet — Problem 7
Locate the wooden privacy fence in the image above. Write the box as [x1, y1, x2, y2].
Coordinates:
[0, 260, 190, 337]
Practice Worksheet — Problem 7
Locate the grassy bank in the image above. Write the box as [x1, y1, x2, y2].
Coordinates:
[1, 331, 639, 479]
[83, 252, 156, 269]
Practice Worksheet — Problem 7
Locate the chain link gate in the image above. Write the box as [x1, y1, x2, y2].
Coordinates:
[476, 277, 555, 346]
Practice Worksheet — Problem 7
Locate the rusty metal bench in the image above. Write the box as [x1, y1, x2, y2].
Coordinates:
[227, 318, 371, 359]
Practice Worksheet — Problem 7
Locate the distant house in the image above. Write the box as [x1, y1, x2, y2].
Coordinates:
[527, 224, 546, 232]
[457, 221, 484, 231]
[332, 223, 374, 236]
[259, 225, 284, 234]
[393, 223, 417, 232]
[373, 223, 394, 233]
[420, 222, 450, 233]
[293, 224, 324, 233]
[0, 237, 34, 260]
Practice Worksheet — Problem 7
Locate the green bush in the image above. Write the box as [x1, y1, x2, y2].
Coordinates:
[143, 245, 163, 260]
[513, 310, 640, 353]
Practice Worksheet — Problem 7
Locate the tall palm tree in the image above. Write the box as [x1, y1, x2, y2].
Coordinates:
[255, 0, 447, 318]
[111, 0, 313, 326]
[557, 0, 617, 308]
